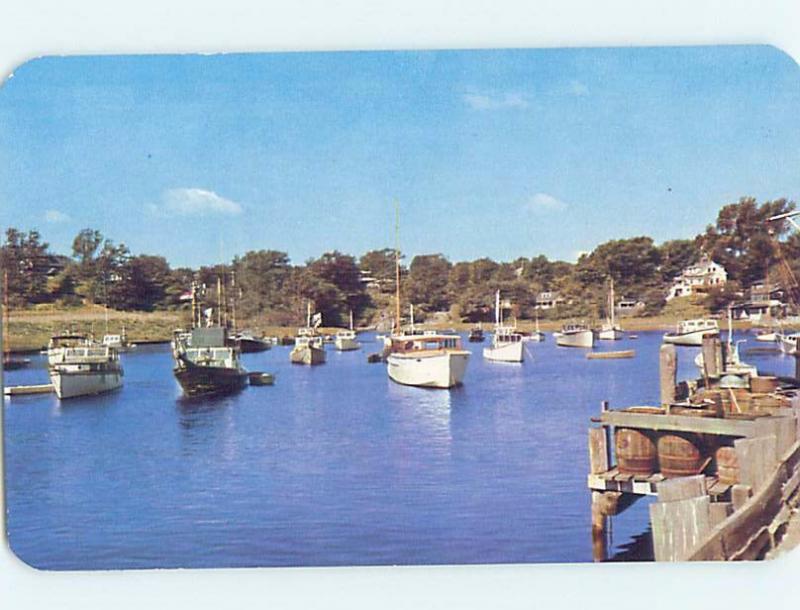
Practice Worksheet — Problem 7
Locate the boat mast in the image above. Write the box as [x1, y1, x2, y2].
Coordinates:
[410, 304, 415, 331]
[349, 309, 354, 331]
[307, 301, 312, 328]
[394, 200, 401, 333]
[231, 269, 237, 333]
[217, 276, 222, 326]
[609, 277, 615, 328]
[495, 290, 501, 327]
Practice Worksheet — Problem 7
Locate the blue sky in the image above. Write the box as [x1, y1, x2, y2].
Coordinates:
[1, 46, 799, 268]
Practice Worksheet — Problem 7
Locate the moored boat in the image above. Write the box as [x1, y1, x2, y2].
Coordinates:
[334, 311, 360, 351]
[229, 330, 273, 353]
[482, 291, 524, 362]
[663, 319, 719, 346]
[777, 332, 800, 355]
[290, 304, 327, 364]
[48, 333, 123, 399]
[597, 278, 623, 340]
[172, 326, 248, 397]
[554, 323, 594, 348]
[468, 327, 485, 342]
[386, 334, 470, 388]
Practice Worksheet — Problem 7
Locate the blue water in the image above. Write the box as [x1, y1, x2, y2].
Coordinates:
[3, 330, 794, 570]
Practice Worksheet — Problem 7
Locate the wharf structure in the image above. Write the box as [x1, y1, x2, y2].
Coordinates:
[588, 337, 800, 561]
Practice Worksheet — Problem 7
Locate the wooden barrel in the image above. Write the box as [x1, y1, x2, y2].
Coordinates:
[750, 376, 779, 394]
[615, 428, 657, 475]
[714, 445, 739, 485]
[657, 433, 707, 478]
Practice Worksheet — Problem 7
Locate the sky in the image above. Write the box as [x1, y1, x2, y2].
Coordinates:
[1, 45, 799, 268]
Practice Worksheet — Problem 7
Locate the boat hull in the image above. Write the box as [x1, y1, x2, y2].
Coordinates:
[597, 328, 623, 340]
[236, 338, 272, 353]
[755, 332, 777, 343]
[524, 332, 545, 342]
[174, 363, 248, 397]
[49, 366, 123, 399]
[387, 350, 469, 389]
[554, 330, 594, 348]
[663, 328, 719, 347]
[334, 337, 360, 351]
[290, 345, 327, 365]
[483, 341, 524, 363]
[778, 333, 799, 355]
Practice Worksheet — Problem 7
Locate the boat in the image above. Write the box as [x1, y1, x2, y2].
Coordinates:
[229, 329, 272, 353]
[101, 325, 136, 352]
[526, 314, 545, 342]
[778, 332, 800, 355]
[754, 330, 778, 343]
[334, 311, 360, 351]
[468, 326, 485, 342]
[2, 270, 31, 370]
[48, 332, 123, 399]
[172, 326, 248, 397]
[290, 304, 327, 365]
[597, 278, 623, 340]
[554, 323, 595, 348]
[695, 307, 758, 377]
[386, 333, 470, 388]
[482, 291, 524, 362]
[663, 319, 719, 346]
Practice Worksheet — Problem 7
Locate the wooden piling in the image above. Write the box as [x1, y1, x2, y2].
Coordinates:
[659, 344, 677, 407]
[701, 336, 722, 379]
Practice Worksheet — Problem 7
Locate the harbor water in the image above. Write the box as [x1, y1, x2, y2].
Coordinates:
[3, 330, 794, 569]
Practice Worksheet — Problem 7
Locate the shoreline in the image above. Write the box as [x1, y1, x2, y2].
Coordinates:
[2, 307, 770, 353]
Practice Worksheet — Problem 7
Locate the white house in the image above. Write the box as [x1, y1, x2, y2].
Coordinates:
[666, 256, 727, 301]
[535, 291, 565, 310]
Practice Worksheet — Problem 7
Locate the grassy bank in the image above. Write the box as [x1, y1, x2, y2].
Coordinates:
[5, 306, 761, 352]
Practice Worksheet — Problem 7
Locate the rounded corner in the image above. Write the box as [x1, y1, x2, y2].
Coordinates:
[4, 534, 52, 572]
[0, 54, 51, 95]
[758, 43, 800, 72]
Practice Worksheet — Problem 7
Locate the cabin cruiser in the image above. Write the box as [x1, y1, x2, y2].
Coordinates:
[291, 327, 326, 364]
[48, 332, 123, 399]
[172, 326, 248, 397]
[554, 324, 594, 348]
[229, 329, 272, 353]
[386, 333, 470, 388]
[663, 319, 719, 346]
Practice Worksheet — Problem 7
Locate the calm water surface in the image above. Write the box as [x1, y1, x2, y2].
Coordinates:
[3, 330, 793, 569]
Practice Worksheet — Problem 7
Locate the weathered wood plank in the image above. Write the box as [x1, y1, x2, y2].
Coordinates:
[588, 427, 609, 475]
[650, 496, 712, 561]
[709, 502, 733, 527]
[660, 344, 677, 406]
[735, 436, 777, 493]
[731, 484, 752, 511]
[600, 410, 757, 437]
[657, 475, 707, 503]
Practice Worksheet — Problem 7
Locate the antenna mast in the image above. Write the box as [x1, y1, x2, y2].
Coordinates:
[395, 200, 401, 332]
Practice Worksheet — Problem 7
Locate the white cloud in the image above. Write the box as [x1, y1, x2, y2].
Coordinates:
[569, 80, 589, 96]
[44, 209, 70, 223]
[523, 193, 568, 213]
[462, 92, 529, 110]
[150, 188, 243, 217]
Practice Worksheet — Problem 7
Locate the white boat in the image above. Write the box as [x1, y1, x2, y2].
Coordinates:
[483, 291, 524, 362]
[386, 334, 470, 388]
[101, 327, 136, 352]
[554, 324, 595, 348]
[754, 331, 778, 343]
[334, 310, 360, 351]
[695, 307, 758, 377]
[48, 333, 123, 399]
[525, 314, 545, 342]
[663, 319, 719, 346]
[334, 330, 360, 351]
[778, 332, 800, 355]
[597, 278, 623, 340]
[484, 328, 524, 362]
[291, 304, 327, 364]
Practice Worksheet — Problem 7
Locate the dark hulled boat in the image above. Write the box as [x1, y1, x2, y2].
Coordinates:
[172, 327, 248, 398]
[228, 330, 272, 353]
[468, 327, 485, 342]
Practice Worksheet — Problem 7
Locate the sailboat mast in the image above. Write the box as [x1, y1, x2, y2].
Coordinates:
[2, 270, 8, 363]
[410, 304, 414, 331]
[217, 276, 222, 326]
[495, 290, 501, 326]
[610, 277, 615, 327]
[307, 301, 312, 328]
[349, 309, 354, 331]
[394, 201, 401, 333]
[231, 269, 237, 332]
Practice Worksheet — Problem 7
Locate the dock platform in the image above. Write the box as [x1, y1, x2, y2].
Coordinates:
[4, 384, 54, 396]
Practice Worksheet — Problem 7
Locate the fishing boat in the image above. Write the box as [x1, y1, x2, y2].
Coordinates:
[172, 326, 248, 397]
[597, 278, 623, 340]
[468, 326, 485, 342]
[229, 329, 273, 353]
[483, 291, 524, 362]
[663, 319, 719, 346]
[290, 304, 326, 365]
[48, 332, 123, 399]
[2, 270, 31, 370]
[554, 323, 595, 348]
[334, 311, 360, 351]
[778, 332, 800, 355]
[386, 333, 470, 388]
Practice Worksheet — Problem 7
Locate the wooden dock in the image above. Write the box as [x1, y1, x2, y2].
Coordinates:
[4, 383, 54, 396]
[588, 339, 800, 561]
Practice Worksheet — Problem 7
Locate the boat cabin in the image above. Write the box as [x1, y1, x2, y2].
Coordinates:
[676, 319, 718, 333]
[389, 334, 463, 353]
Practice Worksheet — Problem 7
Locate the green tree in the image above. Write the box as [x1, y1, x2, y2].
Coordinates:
[406, 254, 452, 314]
[0, 228, 53, 306]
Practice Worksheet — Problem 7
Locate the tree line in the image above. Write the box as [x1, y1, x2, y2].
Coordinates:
[2, 196, 798, 326]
